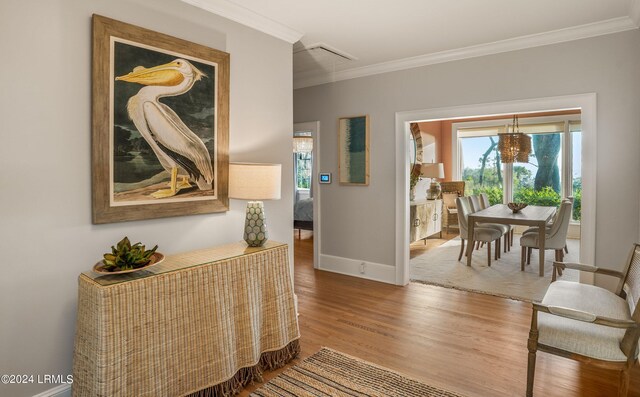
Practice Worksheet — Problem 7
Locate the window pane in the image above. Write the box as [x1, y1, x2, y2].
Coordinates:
[513, 133, 562, 207]
[296, 152, 312, 189]
[572, 131, 582, 221]
[460, 136, 503, 205]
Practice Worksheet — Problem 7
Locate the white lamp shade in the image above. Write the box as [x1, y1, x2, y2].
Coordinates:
[229, 163, 282, 200]
[421, 163, 445, 178]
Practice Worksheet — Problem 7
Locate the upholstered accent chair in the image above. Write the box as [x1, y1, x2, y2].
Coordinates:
[456, 196, 502, 266]
[520, 201, 572, 269]
[526, 243, 640, 397]
[440, 181, 465, 233]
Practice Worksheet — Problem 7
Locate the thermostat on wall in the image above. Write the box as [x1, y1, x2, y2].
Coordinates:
[319, 173, 331, 184]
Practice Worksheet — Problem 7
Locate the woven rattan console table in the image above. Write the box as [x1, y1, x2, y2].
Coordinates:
[72, 241, 300, 397]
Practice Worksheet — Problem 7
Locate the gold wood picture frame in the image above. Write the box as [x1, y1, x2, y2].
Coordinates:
[92, 15, 229, 224]
[338, 115, 370, 185]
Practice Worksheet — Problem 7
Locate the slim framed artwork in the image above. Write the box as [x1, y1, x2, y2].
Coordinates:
[91, 15, 229, 224]
[338, 115, 369, 185]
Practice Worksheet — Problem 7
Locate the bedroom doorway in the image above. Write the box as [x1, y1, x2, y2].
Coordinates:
[293, 121, 320, 269]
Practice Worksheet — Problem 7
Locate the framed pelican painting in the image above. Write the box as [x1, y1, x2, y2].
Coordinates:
[91, 15, 229, 223]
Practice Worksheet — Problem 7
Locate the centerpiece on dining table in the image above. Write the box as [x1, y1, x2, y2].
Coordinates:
[507, 202, 528, 213]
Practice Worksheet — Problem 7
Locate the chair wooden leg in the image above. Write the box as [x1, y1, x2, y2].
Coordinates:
[527, 247, 532, 265]
[458, 239, 465, 261]
[559, 249, 564, 262]
[495, 239, 499, 260]
[511, 229, 514, 247]
[618, 369, 630, 397]
[526, 325, 539, 397]
[504, 234, 508, 253]
[564, 244, 568, 254]
[476, 241, 480, 250]
[521, 247, 526, 271]
[487, 242, 491, 267]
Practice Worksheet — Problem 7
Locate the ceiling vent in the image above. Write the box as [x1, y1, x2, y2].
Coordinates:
[293, 43, 357, 74]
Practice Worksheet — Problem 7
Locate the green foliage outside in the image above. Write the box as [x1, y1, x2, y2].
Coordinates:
[514, 186, 561, 207]
[468, 186, 503, 206]
[462, 132, 582, 221]
[296, 152, 312, 189]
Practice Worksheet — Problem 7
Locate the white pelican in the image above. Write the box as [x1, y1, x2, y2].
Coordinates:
[116, 59, 214, 198]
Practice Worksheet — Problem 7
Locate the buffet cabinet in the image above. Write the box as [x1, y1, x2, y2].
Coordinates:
[410, 199, 443, 243]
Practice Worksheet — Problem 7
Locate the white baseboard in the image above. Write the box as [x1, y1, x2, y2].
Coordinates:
[318, 254, 396, 284]
[33, 384, 71, 397]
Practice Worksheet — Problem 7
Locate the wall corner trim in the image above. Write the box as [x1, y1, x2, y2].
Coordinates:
[180, 0, 304, 44]
[318, 254, 396, 284]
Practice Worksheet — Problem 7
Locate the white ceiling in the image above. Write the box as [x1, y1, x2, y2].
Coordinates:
[182, 0, 640, 88]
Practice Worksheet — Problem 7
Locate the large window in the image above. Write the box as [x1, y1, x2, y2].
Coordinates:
[457, 117, 581, 222]
[295, 151, 312, 189]
[460, 135, 504, 205]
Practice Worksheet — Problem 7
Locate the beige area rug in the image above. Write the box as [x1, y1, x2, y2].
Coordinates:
[411, 236, 580, 302]
[250, 347, 466, 397]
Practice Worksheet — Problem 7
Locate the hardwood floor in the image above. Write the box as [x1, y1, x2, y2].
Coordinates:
[239, 232, 640, 397]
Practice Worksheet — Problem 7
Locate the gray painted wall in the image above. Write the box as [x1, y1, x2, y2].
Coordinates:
[294, 30, 640, 282]
[0, 1, 293, 395]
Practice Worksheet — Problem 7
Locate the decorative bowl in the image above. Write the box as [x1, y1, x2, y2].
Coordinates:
[92, 252, 165, 275]
[507, 202, 528, 213]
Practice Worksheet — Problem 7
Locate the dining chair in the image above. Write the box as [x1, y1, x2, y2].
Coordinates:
[523, 197, 574, 254]
[526, 243, 640, 397]
[480, 193, 513, 251]
[440, 181, 465, 234]
[519, 201, 572, 270]
[469, 194, 510, 255]
[442, 192, 460, 234]
[456, 196, 502, 266]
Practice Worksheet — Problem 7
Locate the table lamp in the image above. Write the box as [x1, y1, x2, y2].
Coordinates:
[229, 162, 282, 247]
[421, 163, 444, 200]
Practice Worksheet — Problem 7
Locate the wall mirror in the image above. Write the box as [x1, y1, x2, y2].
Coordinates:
[409, 123, 423, 182]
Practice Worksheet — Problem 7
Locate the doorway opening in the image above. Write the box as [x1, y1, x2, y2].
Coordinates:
[293, 121, 320, 269]
[395, 94, 596, 291]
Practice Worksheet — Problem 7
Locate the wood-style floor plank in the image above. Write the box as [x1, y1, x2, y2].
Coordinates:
[239, 232, 640, 396]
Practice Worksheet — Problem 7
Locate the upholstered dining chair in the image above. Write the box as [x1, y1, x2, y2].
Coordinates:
[468, 194, 509, 256]
[456, 196, 502, 266]
[523, 196, 574, 254]
[480, 193, 513, 251]
[520, 201, 572, 270]
[526, 243, 640, 397]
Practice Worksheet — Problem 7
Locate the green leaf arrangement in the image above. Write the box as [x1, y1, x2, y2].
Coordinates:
[102, 237, 158, 272]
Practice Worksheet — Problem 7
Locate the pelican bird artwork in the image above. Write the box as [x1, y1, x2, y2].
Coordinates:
[116, 58, 214, 198]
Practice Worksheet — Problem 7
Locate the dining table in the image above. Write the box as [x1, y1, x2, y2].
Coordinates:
[466, 204, 556, 276]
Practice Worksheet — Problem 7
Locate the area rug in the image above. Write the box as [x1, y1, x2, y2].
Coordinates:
[411, 236, 579, 302]
[250, 347, 466, 397]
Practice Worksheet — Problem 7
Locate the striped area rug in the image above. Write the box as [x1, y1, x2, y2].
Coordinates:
[250, 348, 466, 397]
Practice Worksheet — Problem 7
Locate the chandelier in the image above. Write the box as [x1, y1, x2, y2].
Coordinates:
[293, 136, 313, 153]
[498, 115, 531, 163]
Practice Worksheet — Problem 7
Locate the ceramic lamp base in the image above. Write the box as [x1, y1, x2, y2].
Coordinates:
[244, 201, 269, 247]
[427, 181, 441, 200]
